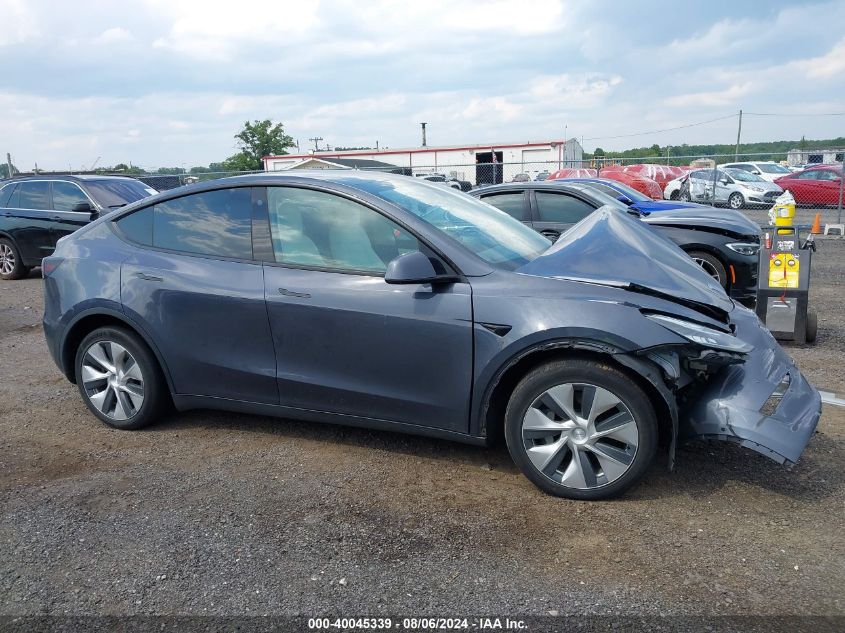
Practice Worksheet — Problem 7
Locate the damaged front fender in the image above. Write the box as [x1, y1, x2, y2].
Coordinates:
[684, 306, 822, 465]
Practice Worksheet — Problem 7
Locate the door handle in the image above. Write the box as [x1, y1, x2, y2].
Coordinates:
[136, 272, 163, 282]
[278, 287, 311, 299]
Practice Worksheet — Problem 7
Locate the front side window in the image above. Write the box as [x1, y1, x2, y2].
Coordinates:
[796, 171, 818, 180]
[18, 181, 51, 210]
[535, 192, 595, 224]
[266, 186, 420, 273]
[725, 169, 764, 183]
[481, 192, 527, 221]
[52, 181, 90, 211]
[115, 188, 253, 259]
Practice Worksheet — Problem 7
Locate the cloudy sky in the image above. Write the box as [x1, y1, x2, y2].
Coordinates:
[1, 0, 843, 170]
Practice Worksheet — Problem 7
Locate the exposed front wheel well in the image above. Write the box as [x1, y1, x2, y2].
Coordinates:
[481, 346, 674, 454]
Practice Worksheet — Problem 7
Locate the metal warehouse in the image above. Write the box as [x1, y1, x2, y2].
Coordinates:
[262, 139, 584, 185]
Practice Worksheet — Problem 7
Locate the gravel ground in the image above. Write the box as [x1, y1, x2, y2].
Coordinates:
[0, 236, 843, 624]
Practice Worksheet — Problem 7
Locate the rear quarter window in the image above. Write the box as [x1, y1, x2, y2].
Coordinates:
[0, 183, 16, 208]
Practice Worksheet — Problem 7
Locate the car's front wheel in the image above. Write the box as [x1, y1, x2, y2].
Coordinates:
[74, 327, 168, 430]
[728, 192, 745, 210]
[688, 250, 727, 288]
[504, 359, 658, 500]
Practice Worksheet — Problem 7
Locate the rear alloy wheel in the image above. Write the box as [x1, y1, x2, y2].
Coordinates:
[0, 238, 31, 280]
[505, 359, 657, 500]
[688, 250, 727, 288]
[728, 192, 745, 210]
[75, 327, 167, 430]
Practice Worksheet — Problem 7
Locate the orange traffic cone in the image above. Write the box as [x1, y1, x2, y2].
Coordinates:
[810, 213, 822, 234]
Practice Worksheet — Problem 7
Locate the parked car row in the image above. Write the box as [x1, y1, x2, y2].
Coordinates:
[39, 171, 820, 501]
[472, 179, 761, 303]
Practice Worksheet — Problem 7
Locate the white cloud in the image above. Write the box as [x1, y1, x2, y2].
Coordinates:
[94, 27, 133, 45]
[0, 0, 38, 45]
[664, 83, 754, 108]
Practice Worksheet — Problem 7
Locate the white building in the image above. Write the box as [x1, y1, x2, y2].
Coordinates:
[787, 147, 844, 167]
[262, 139, 584, 185]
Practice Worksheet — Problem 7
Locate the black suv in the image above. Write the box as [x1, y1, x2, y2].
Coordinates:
[472, 181, 762, 304]
[0, 175, 156, 279]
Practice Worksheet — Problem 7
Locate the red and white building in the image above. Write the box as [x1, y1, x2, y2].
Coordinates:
[262, 139, 584, 185]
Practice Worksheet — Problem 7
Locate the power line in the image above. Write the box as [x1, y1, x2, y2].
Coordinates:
[745, 111, 845, 117]
[583, 114, 737, 142]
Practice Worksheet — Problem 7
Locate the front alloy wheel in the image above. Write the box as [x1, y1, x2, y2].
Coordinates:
[505, 359, 657, 500]
[729, 192, 744, 210]
[521, 383, 638, 489]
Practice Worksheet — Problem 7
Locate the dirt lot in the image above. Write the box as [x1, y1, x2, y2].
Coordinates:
[1, 236, 844, 621]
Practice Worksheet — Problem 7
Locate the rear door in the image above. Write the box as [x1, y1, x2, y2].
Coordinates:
[532, 190, 597, 241]
[5, 181, 54, 261]
[115, 186, 278, 404]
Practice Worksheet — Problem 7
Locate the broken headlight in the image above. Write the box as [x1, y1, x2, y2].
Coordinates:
[645, 313, 754, 354]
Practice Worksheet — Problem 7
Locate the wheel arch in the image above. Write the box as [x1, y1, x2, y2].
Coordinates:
[476, 339, 677, 464]
[60, 309, 174, 393]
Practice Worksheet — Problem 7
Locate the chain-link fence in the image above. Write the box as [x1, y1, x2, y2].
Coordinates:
[118, 149, 845, 231]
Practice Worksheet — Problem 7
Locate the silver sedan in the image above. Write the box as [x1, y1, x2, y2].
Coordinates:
[681, 168, 783, 209]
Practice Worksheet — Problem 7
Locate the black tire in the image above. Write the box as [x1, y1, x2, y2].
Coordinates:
[679, 190, 691, 202]
[504, 359, 658, 500]
[0, 237, 31, 280]
[74, 326, 168, 430]
[805, 311, 818, 343]
[728, 192, 745, 210]
[669, 190, 680, 201]
[687, 250, 728, 288]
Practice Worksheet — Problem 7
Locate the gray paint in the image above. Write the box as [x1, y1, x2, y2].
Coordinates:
[42, 171, 821, 469]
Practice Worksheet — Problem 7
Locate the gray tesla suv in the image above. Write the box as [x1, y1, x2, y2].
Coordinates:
[42, 172, 821, 500]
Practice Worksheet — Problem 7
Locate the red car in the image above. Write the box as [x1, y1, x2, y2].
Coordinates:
[597, 168, 663, 200]
[774, 165, 843, 205]
[621, 164, 687, 190]
[547, 168, 598, 179]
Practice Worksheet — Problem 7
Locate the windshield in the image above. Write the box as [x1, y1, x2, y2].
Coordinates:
[758, 163, 791, 174]
[568, 185, 630, 211]
[85, 179, 157, 208]
[338, 175, 550, 270]
[726, 168, 765, 183]
[599, 180, 650, 202]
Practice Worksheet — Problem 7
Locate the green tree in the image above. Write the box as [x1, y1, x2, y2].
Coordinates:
[224, 119, 295, 171]
[593, 147, 605, 157]
[0, 162, 19, 179]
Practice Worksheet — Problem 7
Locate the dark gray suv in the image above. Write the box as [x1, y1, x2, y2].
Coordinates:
[42, 172, 821, 499]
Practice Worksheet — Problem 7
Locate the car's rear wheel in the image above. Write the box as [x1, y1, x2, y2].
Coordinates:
[728, 192, 745, 210]
[504, 359, 658, 500]
[669, 190, 680, 200]
[0, 238, 31, 280]
[679, 190, 691, 202]
[688, 250, 727, 288]
[74, 327, 168, 430]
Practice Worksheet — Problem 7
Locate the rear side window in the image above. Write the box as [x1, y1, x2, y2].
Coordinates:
[18, 181, 51, 210]
[115, 188, 253, 259]
[52, 181, 90, 211]
[535, 192, 595, 224]
[481, 192, 527, 221]
[115, 207, 153, 245]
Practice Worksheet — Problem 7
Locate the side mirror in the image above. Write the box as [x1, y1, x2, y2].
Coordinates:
[385, 251, 456, 285]
[616, 195, 633, 206]
[720, 178, 730, 184]
[71, 201, 94, 213]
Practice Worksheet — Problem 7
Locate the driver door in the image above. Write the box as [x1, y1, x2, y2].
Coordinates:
[259, 185, 474, 433]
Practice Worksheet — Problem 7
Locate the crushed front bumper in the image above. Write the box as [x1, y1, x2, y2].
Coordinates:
[684, 305, 822, 465]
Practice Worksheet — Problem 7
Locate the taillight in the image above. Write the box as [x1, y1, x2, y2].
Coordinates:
[41, 257, 64, 278]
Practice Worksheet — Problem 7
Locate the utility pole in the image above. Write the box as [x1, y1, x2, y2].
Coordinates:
[666, 145, 671, 165]
[6, 153, 13, 178]
[735, 109, 743, 161]
[420, 122, 427, 147]
[376, 140, 379, 151]
[308, 137, 323, 152]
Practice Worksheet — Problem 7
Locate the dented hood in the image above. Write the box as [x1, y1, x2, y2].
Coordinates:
[518, 206, 734, 317]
